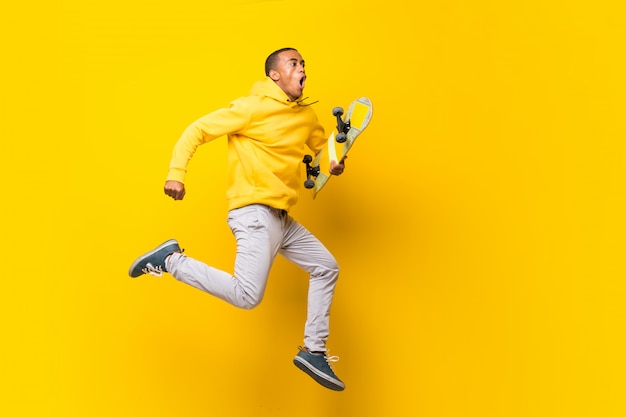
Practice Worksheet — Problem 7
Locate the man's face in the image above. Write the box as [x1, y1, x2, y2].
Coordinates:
[269, 50, 306, 101]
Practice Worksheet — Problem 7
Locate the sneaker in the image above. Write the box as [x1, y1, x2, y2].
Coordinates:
[293, 346, 345, 391]
[128, 239, 181, 278]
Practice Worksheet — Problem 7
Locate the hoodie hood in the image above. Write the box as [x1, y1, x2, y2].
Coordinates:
[250, 77, 292, 102]
[250, 77, 319, 107]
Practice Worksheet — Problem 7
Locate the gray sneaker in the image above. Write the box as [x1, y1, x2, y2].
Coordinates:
[293, 346, 345, 391]
[128, 239, 181, 278]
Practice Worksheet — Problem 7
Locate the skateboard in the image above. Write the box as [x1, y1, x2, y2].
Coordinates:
[303, 97, 373, 198]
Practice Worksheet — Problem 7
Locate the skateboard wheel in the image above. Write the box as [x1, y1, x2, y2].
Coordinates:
[303, 155, 312, 163]
[304, 179, 315, 189]
[332, 107, 344, 117]
[336, 132, 347, 143]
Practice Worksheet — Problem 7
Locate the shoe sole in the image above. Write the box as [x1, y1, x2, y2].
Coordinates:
[128, 239, 179, 278]
[293, 356, 345, 391]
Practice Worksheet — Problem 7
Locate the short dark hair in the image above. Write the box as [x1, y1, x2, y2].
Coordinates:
[265, 47, 297, 76]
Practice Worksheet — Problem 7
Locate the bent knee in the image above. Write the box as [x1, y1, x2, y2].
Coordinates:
[237, 293, 264, 310]
[314, 258, 340, 279]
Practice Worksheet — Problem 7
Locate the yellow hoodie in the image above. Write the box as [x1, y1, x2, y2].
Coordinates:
[167, 77, 326, 212]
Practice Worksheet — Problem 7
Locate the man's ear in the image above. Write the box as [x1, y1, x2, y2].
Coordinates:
[269, 69, 280, 81]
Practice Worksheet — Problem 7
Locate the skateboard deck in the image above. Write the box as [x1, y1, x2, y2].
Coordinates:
[303, 97, 373, 198]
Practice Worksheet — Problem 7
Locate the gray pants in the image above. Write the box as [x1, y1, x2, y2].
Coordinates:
[166, 204, 339, 352]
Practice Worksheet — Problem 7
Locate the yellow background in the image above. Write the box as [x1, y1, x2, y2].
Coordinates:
[2, 0, 625, 416]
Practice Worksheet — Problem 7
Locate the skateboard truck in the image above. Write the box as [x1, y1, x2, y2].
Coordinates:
[302, 154, 319, 189]
[333, 107, 351, 143]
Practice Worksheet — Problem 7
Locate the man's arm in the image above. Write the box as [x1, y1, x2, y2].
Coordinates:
[165, 99, 251, 199]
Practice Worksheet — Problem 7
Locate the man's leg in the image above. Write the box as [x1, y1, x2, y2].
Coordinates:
[279, 215, 344, 390]
[166, 205, 283, 309]
[279, 216, 339, 352]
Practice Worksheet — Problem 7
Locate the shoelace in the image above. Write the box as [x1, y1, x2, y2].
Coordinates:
[141, 249, 183, 277]
[326, 354, 340, 372]
[325, 351, 340, 371]
[142, 263, 164, 277]
[326, 355, 340, 363]
[298, 345, 340, 363]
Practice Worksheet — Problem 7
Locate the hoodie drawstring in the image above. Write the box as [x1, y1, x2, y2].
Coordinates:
[294, 97, 319, 106]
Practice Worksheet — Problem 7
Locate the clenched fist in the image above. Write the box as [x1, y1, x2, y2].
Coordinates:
[164, 180, 186, 200]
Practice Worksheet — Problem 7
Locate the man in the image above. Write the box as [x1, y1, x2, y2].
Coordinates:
[129, 48, 346, 391]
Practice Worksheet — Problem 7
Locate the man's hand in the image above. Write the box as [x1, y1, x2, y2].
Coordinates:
[164, 180, 186, 200]
[329, 156, 346, 176]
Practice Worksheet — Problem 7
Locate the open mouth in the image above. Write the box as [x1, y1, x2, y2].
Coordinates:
[299, 76, 306, 88]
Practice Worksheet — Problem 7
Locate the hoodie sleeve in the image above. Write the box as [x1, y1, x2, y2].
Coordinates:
[305, 114, 327, 156]
[167, 98, 251, 183]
